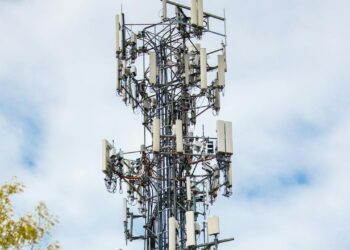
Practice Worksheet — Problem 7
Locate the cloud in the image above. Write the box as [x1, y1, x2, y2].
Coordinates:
[0, 0, 349, 249]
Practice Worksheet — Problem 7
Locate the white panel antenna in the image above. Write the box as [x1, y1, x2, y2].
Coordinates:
[102, 139, 113, 173]
[216, 120, 225, 153]
[208, 216, 220, 236]
[191, 0, 198, 26]
[218, 54, 225, 87]
[216, 120, 234, 154]
[186, 176, 192, 201]
[200, 48, 207, 90]
[197, 0, 204, 27]
[186, 211, 196, 247]
[176, 119, 183, 153]
[152, 118, 160, 152]
[225, 121, 233, 154]
[149, 52, 157, 84]
[169, 217, 177, 250]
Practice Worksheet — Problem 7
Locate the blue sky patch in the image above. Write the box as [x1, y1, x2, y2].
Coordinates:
[239, 169, 311, 200]
[0, 99, 44, 168]
[282, 117, 324, 144]
[279, 170, 310, 187]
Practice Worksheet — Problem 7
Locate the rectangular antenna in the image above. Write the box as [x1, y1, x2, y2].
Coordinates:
[149, 52, 157, 84]
[217, 120, 233, 153]
[176, 119, 183, 153]
[162, 0, 167, 19]
[197, 0, 204, 27]
[184, 53, 190, 85]
[186, 177, 192, 201]
[208, 216, 220, 235]
[225, 121, 233, 154]
[216, 120, 225, 153]
[102, 139, 113, 173]
[218, 55, 225, 86]
[152, 118, 160, 152]
[186, 211, 196, 247]
[191, 0, 198, 26]
[169, 217, 177, 250]
[200, 48, 207, 90]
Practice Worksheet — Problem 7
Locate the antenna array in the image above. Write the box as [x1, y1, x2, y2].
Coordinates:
[102, 1, 234, 249]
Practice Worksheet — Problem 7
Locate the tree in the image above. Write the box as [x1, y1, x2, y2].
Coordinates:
[0, 178, 60, 250]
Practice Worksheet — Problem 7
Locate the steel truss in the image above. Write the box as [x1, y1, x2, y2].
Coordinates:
[102, 1, 234, 249]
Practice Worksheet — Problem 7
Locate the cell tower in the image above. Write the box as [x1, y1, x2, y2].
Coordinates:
[102, 0, 234, 249]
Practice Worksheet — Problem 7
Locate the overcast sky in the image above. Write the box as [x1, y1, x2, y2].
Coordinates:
[0, 0, 349, 249]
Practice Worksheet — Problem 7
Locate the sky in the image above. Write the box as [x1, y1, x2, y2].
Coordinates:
[0, 0, 349, 249]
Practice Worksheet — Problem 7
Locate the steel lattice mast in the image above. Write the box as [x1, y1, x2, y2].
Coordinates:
[102, 1, 234, 249]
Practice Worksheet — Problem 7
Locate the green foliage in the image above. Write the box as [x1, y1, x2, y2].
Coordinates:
[0, 179, 60, 250]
